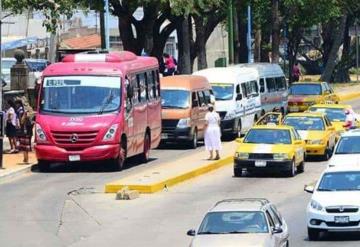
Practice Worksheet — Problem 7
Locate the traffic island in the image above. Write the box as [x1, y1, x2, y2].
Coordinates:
[105, 142, 236, 194]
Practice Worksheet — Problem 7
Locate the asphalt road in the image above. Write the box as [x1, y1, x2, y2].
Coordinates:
[1, 98, 360, 247]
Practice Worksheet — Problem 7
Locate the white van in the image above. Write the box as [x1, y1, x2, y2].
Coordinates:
[233, 63, 288, 115]
[194, 67, 261, 136]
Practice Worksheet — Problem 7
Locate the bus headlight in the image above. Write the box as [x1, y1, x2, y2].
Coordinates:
[177, 118, 191, 128]
[35, 123, 47, 142]
[103, 124, 118, 141]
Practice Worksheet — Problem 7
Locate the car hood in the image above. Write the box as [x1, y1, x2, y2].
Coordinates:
[238, 143, 293, 154]
[191, 234, 272, 247]
[328, 154, 360, 167]
[297, 130, 325, 141]
[288, 95, 320, 103]
[313, 191, 360, 206]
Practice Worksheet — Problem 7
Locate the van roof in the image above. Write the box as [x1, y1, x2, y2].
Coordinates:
[160, 75, 210, 90]
[231, 63, 284, 76]
[194, 67, 258, 83]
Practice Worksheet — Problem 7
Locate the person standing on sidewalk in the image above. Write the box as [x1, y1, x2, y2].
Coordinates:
[5, 100, 18, 153]
[204, 104, 222, 160]
[292, 62, 302, 82]
[18, 110, 34, 163]
[163, 53, 176, 76]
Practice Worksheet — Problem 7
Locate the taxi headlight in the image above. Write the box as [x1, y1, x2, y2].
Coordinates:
[310, 200, 323, 211]
[224, 111, 236, 120]
[308, 139, 324, 145]
[235, 152, 249, 159]
[177, 118, 191, 128]
[273, 153, 289, 160]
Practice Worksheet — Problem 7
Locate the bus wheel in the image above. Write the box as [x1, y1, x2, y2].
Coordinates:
[112, 142, 126, 171]
[140, 133, 151, 163]
[38, 160, 50, 172]
[189, 129, 198, 149]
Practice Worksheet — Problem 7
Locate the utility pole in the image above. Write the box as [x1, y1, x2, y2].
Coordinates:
[356, 20, 359, 83]
[227, 0, 234, 64]
[247, 5, 252, 63]
[104, 0, 110, 50]
[0, 0, 3, 169]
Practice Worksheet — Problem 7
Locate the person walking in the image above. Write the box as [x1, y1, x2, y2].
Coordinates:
[204, 104, 222, 160]
[5, 99, 18, 153]
[292, 62, 302, 82]
[163, 53, 176, 76]
[18, 110, 34, 163]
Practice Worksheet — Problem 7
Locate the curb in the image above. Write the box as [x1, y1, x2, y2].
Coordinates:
[105, 156, 233, 194]
[0, 164, 35, 183]
[339, 92, 360, 102]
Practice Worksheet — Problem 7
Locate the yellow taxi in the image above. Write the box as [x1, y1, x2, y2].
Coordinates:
[307, 104, 359, 136]
[288, 81, 340, 113]
[234, 125, 306, 177]
[283, 112, 337, 160]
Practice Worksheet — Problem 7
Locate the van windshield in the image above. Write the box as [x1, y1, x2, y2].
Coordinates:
[40, 76, 121, 115]
[211, 83, 234, 101]
[161, 89, 190, 109]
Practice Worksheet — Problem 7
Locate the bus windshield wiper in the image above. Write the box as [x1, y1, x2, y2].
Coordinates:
[99, 95, 114, 115]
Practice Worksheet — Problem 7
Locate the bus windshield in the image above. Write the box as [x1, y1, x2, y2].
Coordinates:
[211, 83, 234, 101]
[40, 76, 121, 114]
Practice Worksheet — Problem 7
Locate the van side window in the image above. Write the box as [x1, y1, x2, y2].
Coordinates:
[203, 90, 211, 104]
[275, 77, 286, 91]
[197, 91, 206, 106]
[250, 80, 259, 95]
[136, 73, 147, 102]
[259, 78, 265, 93]
[266, 78, 276, 92]
[192, 92, 199, 107]
[241, 84, 247, 97]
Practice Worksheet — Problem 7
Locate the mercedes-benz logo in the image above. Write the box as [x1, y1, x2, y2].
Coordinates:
[70, 134, 79, 143]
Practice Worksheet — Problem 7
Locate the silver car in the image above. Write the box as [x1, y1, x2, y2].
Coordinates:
[187, 198, 289, 247]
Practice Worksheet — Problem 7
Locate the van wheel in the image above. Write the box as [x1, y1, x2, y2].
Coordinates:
[38, 160, 50, 172]
[140, 133, 151, 163]
[189, 129, 198, 149]
[235, 120, 242, 138]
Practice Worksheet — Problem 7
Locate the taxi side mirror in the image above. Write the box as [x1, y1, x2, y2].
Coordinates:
[328, 126, 335, 131]
[294, 140, 303, 145]
[236, 138, 244, 143]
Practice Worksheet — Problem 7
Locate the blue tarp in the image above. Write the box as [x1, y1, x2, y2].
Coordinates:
[1, 37, 38, 51]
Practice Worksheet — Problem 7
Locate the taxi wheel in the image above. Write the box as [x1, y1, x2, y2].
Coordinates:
[234, 168, 243, 177]
[308, 227, 320, 241]
[297, 161, 305, 173]
[323, 147, 331, 161]
[286, 159, 296, 177]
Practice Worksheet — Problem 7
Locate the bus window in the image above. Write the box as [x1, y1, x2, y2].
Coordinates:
[260, 78, 265, 93]
[276, 77, 286, 91]
[146, 71, 155, 100]
[204, 90, 211, 104]
[197, 91, 206, 106]
[192, 92, 199, 107]
[137, 73, 147, 102]
[131, 75, 139, 105]
[155, 70, 161, 98]
[266, 78, 276, 92]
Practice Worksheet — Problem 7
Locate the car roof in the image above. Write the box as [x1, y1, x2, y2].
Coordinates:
[340, 129, 360, 137]
[310, 104, 350, 109]
[251, 125, 293, 130]
[210, 198, 270, 212]
[324, 164, 360, 173]
[286, 112, 325, 118]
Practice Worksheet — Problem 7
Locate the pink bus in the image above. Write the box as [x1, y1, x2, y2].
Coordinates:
[35, 51, 161, 171]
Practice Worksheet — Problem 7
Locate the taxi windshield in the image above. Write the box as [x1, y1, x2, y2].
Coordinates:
[318, 172, 360, 191]
[40, 76, 121, 115]
[211, 83, 234, 101]
[244, 129, 291, 144]
[335, 136, 360, 154]
[284, 116, 325, 131]
[289, 84, 321, 95]
[197, 211, 269, 234]
[309, 107, 346, 122]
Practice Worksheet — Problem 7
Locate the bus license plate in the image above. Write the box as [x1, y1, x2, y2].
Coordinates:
[255, 161, 267, 167]
[334, 216, 349, 224]
[69, 155, 80, 162]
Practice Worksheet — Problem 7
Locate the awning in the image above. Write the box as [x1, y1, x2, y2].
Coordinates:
[1, 37, 38, 51]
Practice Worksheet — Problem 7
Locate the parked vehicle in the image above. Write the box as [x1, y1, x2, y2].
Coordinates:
[234, 124, 305, 177]
[194, 67, 261, 137]
[328, 129, 360, 167]
[305, 165, 360, 240]
[187, 198, 289, 247]
[288, 81, 340, 113]
[233, 63, 288, 115]
[160, 75, 213, 148]
[35, 51, 161, 171]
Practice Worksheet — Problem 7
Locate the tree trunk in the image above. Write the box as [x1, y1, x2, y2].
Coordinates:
[100, 10, 106, 49]
[254, 25, 261, 62]
[177, 17, 192, 74]
[194, 16, 208, 70]
[260, 30, 270, 62]
[287, 27, 302, 83]
[320, 15, 347, 82]
[238, 16, 248, 63]
[233, 8, 240, 64]
[271, 0, 280, 63]
[118, 15, 141, 54]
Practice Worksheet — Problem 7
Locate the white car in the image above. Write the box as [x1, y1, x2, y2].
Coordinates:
[305, 165, 360, 240]
[187, 198, 289, 247]
[328, 129, 360, 167]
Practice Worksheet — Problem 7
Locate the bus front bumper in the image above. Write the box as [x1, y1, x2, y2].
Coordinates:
[35, 144, 120, 162]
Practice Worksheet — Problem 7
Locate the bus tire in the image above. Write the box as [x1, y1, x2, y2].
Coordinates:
[38, 160, 50, 172]
[140, 132, 151, 163]
[189, 129, 198, 149]
[112, 139, 127, 171]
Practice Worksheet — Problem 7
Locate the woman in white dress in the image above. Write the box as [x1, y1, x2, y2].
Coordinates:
[204, 104, 222, 160]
